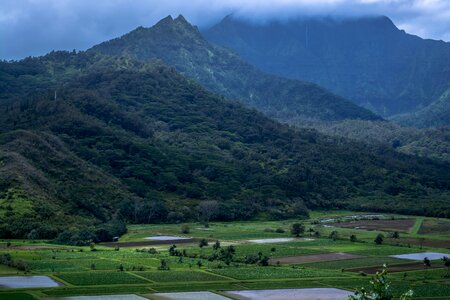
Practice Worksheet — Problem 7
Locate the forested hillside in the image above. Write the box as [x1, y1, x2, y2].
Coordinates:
[204, 15, 450, 120]
[0, 51, 449, 241]
[90, 15, 380, 124]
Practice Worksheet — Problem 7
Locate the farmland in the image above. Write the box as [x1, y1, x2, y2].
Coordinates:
[0, 211, 449, 299]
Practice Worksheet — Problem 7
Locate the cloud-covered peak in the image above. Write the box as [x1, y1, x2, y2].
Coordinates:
[1, 0, 449, 60]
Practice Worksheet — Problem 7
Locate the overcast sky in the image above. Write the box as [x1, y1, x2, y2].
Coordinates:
[1, 0, 450, 60]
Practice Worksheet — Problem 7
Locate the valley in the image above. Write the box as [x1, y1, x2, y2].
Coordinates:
[0, 211, 449, 299]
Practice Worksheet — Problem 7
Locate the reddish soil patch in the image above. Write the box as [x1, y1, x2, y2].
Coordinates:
[331, 219, 415, 232]
[418, 220, 450, 234]
[385, 238, 450, 249]
[348, 262, 445, 274]
[270, 252, 364, 265]
[102, 238, 197, 247]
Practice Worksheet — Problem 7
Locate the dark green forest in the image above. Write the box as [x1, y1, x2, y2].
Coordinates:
[204, 15, 450, 122]
[0, 51, 449, 243]
[90, 15, 380, 124]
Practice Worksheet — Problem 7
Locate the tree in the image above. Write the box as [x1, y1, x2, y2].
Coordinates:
[423, 257, 431, 267]
[349, 265, 413, 300]
[329, 231, 339, 241]
[291, 223, 305, 237]
[197, 200, 219, 227]
[308, 228, 315, 237]
[443, 256, 450, 277]
[158, 259, 170, 270]
[391, 231, 400, 239]
[199, 239, 208, 248]
[213, 240, 221, 250]
[350, 234, 357, 242]
[181, 224, 190, 234]
[374, 234, 384, 245]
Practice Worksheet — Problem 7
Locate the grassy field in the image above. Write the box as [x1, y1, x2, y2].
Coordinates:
[0, 211, 449, 299]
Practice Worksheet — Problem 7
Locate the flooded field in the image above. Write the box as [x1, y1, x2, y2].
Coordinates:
[246, 238, 295, 244]
[58, 295, 147, 300]
[144, 236, 191, 241]
[390, 252, 449, 260]
[224, 288, 352, 300]
[150, 291, 229, 300]
[0, 275, 61, 288]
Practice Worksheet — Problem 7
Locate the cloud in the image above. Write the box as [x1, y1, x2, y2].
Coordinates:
[1, 0, 449, 60]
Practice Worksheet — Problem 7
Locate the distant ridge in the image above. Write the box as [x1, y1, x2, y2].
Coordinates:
[204, 15, 450, 121]
[90, 15, 381, 124]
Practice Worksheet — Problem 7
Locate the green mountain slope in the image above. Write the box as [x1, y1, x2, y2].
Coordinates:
[394, 88, 450, 128]
[0, 52, 449, 240]
[89, 15, 380, 123]
[204, 15, 450, 119]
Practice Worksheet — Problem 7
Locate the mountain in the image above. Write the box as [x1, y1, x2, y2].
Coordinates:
[89, 15, 380, 124]
[394, 87, 450, 128]
[310, 120, 450, 163]
[204, 15, 450, 119]
[1, 51, 449, 240]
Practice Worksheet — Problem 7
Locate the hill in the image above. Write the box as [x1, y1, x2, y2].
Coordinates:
[204, 15, 450, 119]
[0, 52, 449, 241]
[394, 88, 450, 128]
[89, 15, 380, 124]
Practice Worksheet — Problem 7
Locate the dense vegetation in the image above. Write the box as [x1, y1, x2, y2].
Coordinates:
[308, 120, 450, 163]
[90, 15, 380, 124]
[0, 50, 449, 240]
[204, 15, 450, 122]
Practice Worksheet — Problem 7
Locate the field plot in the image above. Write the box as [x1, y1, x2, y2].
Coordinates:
[133, 270, 227, 282]
[300, 256, 408, 270]
[418, 219, 450, 234]
[390, 252, 449, 260]
[144, 236, 191, 241]
[224, 288, 352, 300]
[348, 262, 446, 274]
[330, 219, 415, 232]
[58, 295, 147, 300]
[0, 275, 61, 288]
[103, 239, 196, 248]
[55, 272, 150, 285]
[150, 291, 230, 300]
[209, 266, 345, 280]
[270, 252, 363, 265]
[246, 238, 295, 244]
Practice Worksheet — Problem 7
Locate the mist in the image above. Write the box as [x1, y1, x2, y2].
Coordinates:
[1, 0, 450, 60]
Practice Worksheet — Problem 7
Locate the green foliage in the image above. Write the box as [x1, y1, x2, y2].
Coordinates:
[374, 234, 384, 245]
[0, 35, 449, 236]
[349, 266, 413, 300]
[205, 16, 450, 120]
[290, 223, 305, 237]
[91, 15, 380, 123]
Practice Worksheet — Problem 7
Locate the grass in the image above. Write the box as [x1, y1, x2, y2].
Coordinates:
[0, 293, 36, 300]
[300, 257, 409, 270]
[209, 266, 349, 280]
[55, 271, 151, 285]
[0, 210, 449, 299]
[133, 270, 228, 282]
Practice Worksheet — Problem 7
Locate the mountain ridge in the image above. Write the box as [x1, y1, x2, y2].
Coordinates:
[204, 15, 450, 119]
[89, 15, 381, 124]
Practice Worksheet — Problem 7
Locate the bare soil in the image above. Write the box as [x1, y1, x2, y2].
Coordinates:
[269, 252, 364, 265]
[347, 262, 445, 274]
[418, 219, 450, 234]
[330, 219, 415, 232]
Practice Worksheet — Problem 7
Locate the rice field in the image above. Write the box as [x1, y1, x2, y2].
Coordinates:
[0, 211, 449, 299]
